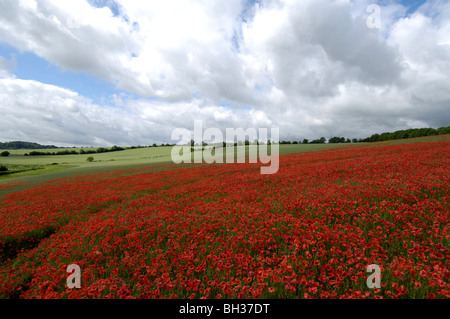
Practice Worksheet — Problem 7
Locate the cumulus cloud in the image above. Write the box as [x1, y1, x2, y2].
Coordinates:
[0, 77, 275, 146]
[0, 0, 449, 145]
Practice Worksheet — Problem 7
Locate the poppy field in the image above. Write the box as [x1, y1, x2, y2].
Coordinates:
[0, 138, 448, 299]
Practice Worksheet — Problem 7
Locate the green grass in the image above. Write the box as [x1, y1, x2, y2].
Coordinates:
[0, 164, 73, 179]
[1, 146, 174, 166]
[277, 143, 360, 155]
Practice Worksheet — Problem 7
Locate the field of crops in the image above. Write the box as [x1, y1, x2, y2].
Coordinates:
[0, 137, 448, 299]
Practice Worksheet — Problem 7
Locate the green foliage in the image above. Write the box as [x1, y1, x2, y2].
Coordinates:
[361, 126, 450, 143]
[0, 165, 8, 172]
[56, 150, 77, 155]
[29, 151, 53, 156]
[110, 145, 125, 152]
[0, 141, 58, 150]
[27, 146, 125, 157]
[329, 137, 352, 144]
[1, 151, 10, 157]
[86, 156, 94, 163]
[310, 137, 327, 144]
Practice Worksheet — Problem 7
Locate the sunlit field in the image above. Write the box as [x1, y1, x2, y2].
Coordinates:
[0, 136, 448, 299]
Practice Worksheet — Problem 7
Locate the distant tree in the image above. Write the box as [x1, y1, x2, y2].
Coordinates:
[437, 126, 450, 135]
[302, 139, 309, 144]
[329, 137, 339, 144]
[310, 137, 326, 144]
[111, 145, 125, 152]
[329, 137, 346, 143]
[352, 138, 358, 143]
[1, 151, 10, 157]
[29, 151, 49, 156]
[292, 141, 298, 144]
[86, 156, 94, 162]
[0, 165, 8, 172]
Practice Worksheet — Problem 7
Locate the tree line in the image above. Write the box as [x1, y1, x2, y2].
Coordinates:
[0, 141, 58, 150]
[358, 126, 450, 143]
[27, 146, 125, 157]
[281, 126, 450, 145]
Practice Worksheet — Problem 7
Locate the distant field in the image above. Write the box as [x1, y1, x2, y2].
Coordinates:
[1, 146, 174, 166]
[0, 143, 354, 183]
[0, 147, 173, 178]
[0, 146, 176, 197]
[0, 135, 448, 197]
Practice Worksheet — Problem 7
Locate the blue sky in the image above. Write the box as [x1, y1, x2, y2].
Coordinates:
[0, 43, 122, 105]
[399, 0, 428, 12]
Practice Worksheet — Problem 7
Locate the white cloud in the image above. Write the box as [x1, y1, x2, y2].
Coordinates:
[0, 0, 449, 145]
[0, 77, 275, 146]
